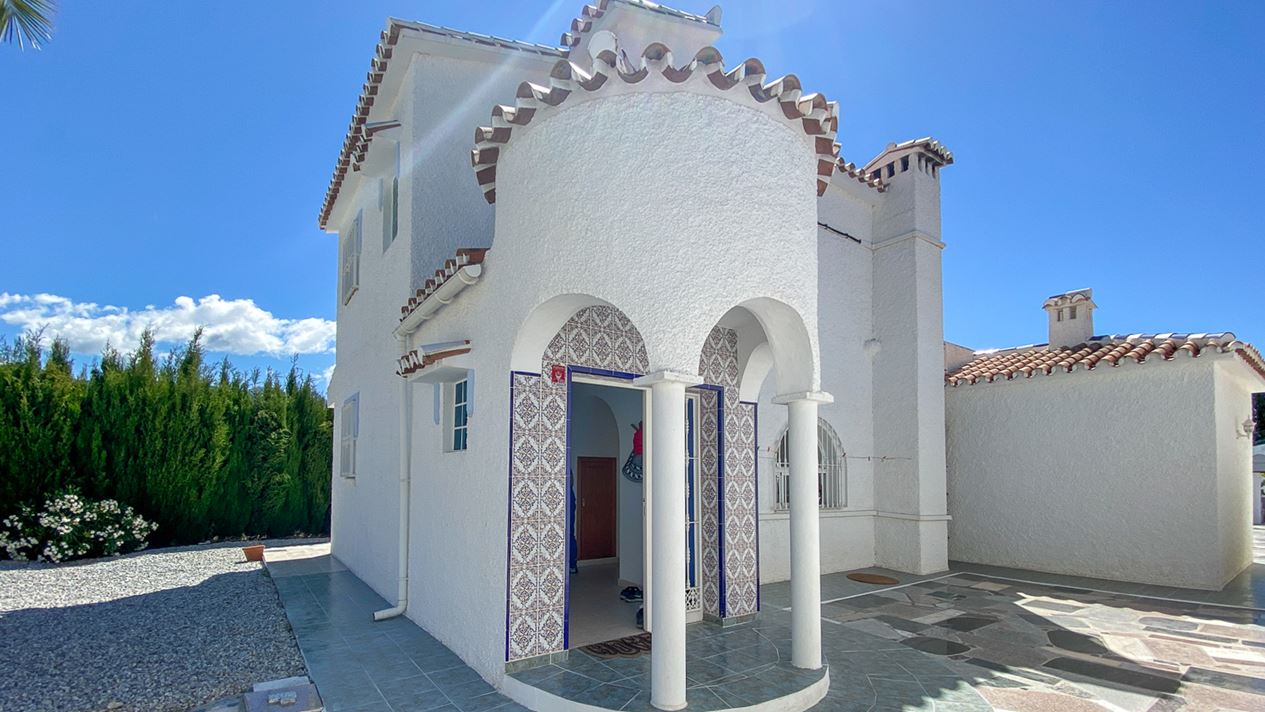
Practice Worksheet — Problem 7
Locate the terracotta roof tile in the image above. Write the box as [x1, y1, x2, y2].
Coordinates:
[398, 248, 489, 322]
[471, 43, 840, 203]
[863, 137, 954, 174]
[561, 0, 720, 54]
[834, 157, 885, 192]
[946, 333, 1265, 387]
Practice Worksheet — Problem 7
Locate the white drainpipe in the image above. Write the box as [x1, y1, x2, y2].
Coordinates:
[374, 334, 414, 621]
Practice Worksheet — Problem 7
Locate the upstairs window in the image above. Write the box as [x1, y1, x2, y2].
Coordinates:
[381, 145, 399, 251]
[773, 418, 846, 511]
[1069, 305, 1078, 320]
[339, 394, 359, 478]
[341, 211, 362, 304]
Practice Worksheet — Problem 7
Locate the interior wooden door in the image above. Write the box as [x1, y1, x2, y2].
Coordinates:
[578, 457, 617, 560]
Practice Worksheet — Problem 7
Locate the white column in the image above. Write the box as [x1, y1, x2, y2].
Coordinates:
[775, 390, 833, 670]
[635, 370, 701, 711]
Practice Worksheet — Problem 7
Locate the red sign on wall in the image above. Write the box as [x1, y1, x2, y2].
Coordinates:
[549, 364, 566, 384]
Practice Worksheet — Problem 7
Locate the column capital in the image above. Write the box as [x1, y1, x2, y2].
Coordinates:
[634, 370, 704, 388]
[772, 390, 834, 405]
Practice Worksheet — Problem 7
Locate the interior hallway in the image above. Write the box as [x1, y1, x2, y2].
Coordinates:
[566, 562, 642, 649]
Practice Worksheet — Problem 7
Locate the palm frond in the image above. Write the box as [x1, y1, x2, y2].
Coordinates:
[0, 0, 55, 50]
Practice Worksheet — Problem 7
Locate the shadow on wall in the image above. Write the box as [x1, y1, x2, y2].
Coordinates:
[0, 554, 304, 711]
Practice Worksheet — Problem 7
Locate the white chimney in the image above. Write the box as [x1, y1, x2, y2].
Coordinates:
[1043, 288, 1096, 349]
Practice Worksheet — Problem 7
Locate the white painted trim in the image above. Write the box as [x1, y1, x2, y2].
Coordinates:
[772, 391, 834, 405]
[760, 509, 877, 522]
[634, 370, 704, 387]
[874, 511, 952, 522]
[870, 229, 944, 251]
[501, 667, 830, 712]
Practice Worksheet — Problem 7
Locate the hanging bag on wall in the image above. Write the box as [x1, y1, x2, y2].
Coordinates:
[622, 421, 644, 482]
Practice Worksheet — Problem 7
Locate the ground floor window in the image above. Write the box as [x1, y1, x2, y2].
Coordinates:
[339, 393, 359, 477]
[772, 418, 845, 510]
[446, 378, 469, 452]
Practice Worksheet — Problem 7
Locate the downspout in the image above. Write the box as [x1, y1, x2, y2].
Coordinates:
[374, 334, 413, 621]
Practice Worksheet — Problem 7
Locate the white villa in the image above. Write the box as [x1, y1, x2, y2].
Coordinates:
[945, 290, 1265, 592]
[319, 2, 1262, 710]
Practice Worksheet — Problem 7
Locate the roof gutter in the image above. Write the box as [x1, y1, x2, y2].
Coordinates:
[395, 263, 483, 336]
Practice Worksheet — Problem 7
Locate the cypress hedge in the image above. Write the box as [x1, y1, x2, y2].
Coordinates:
[0, 330, 332, 546]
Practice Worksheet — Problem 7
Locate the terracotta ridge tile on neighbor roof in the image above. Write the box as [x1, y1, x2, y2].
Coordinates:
[318, 21, 565, 230]
[396, 341, 473, 378]
[470, 43, 841, 204]
[946, 333, 1265, 386]
[398, 248, 489, 323]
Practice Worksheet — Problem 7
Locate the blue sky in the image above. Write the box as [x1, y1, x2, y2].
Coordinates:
[2, 0, 1261, 387]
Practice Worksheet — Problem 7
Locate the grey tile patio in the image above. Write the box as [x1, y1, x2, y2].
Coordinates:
[267, 553, 518, 712]
[266, 533, 1265, 712]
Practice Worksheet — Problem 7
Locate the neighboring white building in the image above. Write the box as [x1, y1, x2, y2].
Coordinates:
[319, 2, 951, 707]
[945, 289, 1265, 591]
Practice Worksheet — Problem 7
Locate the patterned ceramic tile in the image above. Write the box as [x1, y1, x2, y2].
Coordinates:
[506, 306, 652, 661]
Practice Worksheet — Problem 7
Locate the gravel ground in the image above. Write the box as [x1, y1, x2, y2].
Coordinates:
[0, 541, 311, 712]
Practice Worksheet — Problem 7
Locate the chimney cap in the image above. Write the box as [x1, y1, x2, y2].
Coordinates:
[1043, 288, 1095, 310]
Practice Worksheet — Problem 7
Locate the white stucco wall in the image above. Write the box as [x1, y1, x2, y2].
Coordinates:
[753, 224, 880, 582]
[327, 16, 955, 683]
[946, 356, 1256, 590]
[493, 88, 821, 387]
[1213, 359, 1259, 583]
[327, 67, 413, 602]
[326, 44, 555, 681]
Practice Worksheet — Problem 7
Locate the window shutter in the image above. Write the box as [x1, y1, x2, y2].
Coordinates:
[339, 395, 359, 477]
[353, 212, 362, 288]
[340, 235, 354, 304]
[381, 178, 393, 251]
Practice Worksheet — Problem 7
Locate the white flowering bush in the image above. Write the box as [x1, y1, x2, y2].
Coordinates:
[0, 492, 158, 562]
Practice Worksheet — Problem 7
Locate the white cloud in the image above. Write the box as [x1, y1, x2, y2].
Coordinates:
[0, 292, 336, 357]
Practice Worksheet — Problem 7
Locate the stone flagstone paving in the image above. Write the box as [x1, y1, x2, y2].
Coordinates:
[809, 572, 1265, 711]
[268, 544, 1265, 711]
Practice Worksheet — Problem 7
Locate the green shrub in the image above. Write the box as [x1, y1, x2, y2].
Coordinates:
[0, 330, 332, 551]
[0, 491, 158, 562]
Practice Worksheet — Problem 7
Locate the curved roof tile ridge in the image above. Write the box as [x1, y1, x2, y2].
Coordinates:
[561, 0, 719, 54]
[470, 42, 840, 204]
[835, 157, 886, 192]
[946, 332, 1265, 386]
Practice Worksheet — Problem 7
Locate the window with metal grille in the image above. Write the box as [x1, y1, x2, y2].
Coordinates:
[772, 418, 845, 510]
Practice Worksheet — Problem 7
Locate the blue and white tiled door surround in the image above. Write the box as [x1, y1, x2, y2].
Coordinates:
[506, 307, 757, 662]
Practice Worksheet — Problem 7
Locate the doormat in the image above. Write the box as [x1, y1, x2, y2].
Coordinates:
[581, 633, 651, 659]
[847, 573, 900, 585]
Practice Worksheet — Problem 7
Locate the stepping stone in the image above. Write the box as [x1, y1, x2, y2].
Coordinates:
[900, 636, 971, 656]
[244, 684, 322, 712]
[1047, 630, 1111, 656]
[937, 615, 998, 632]
[1042, 657, 1180, 694]
[1138, 617, 1196, 632]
